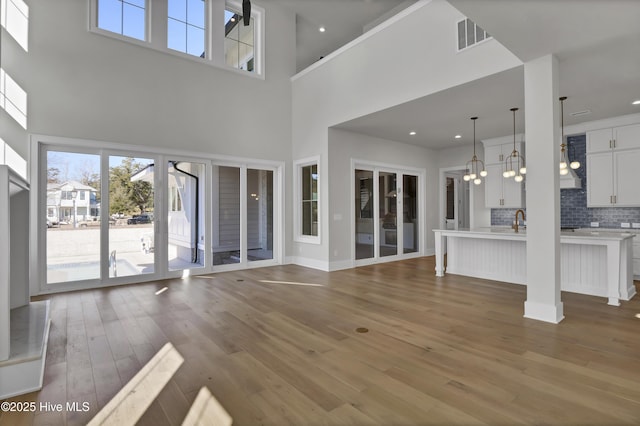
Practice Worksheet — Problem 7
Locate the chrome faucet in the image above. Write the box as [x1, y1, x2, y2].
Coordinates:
[513, 209, 526, 233]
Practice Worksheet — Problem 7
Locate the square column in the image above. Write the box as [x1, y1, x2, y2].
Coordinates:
[523, 54, 564, 323]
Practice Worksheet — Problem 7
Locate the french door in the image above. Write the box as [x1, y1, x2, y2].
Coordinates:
[354, 165, 420, 265]
[40, 141, 281, 292]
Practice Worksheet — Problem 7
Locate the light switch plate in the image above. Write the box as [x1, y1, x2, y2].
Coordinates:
[590, 222, 599, 227]
[621, 223, 631, 228]
[632, 223, 640, 229]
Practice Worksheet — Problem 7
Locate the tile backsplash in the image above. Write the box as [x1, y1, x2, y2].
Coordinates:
[491, 135, 640, 228]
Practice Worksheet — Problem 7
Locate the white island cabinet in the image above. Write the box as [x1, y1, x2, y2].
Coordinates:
[433, 228, 636, 306]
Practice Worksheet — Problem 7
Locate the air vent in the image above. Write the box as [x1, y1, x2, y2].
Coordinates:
[569, 109, 591, 117]
[457, 18, 491, 51]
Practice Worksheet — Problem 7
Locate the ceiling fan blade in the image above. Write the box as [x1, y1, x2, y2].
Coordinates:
[243, 0, 251, 26]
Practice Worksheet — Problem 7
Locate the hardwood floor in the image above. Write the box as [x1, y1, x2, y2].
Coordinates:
[2, 257, 640, 425]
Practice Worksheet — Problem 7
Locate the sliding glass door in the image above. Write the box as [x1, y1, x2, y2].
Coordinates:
[39, 141, 282, 291]
[167, 161, 205, 271]
[46, 150, 101, 284]
[354, 166, 420, 265]
[108, 155, 155, 278]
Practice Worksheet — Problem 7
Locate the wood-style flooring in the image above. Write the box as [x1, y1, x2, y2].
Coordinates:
[2, 257, 640, 425]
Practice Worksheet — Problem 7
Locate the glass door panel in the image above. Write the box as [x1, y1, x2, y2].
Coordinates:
[167, 161, 205, 271]
[247, 168, 273, 262]
[213, 165, 241, 265]
[379, 171, 398, 257]
[108, 155, 155, 278]
[403, 174, 418, 254]
[46, 151, 101, 284]
[355, 169, 374, 260]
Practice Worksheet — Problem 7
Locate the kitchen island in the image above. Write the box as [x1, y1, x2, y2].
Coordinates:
[433, 228, 636, 306]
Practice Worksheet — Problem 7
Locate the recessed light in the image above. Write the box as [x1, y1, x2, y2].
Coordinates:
[230, 17, 236, 22]
[632, 100, 640, 105]
[409, 131, 416, 136]
[319, 26, 326, 33]
[454, 135, 462, 139]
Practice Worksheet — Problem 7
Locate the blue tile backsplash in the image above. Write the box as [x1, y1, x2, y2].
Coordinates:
[491, 135, 640, 228]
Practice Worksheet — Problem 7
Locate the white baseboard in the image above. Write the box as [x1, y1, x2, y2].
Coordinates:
[329, 260, 354, 271]
[524, 300, 564, 324]
[289, 256, 331, 272]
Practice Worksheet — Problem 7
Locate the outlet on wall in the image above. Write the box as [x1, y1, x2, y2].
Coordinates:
[590, 222, 599, 227]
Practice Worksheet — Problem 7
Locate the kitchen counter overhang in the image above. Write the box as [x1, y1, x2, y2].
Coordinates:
[433, 228, 636, 306]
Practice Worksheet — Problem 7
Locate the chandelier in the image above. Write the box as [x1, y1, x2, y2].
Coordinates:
[503, 107, 526, 182]
[463, 117, 487, 185]
[559, 96, 580, 174]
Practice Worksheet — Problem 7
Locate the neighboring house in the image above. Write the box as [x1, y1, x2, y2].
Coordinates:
[46, 181, 98, 224]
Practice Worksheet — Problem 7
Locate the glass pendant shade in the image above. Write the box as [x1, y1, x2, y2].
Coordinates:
[504, 107, 525, 182]
[463, 117, 486, 184]
[559, 96, 580, 174]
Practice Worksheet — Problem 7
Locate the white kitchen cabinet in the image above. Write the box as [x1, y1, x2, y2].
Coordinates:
[586, 124, 640, 207]
[482, 140, 525, 209]
[483, 142, 524, 164]
[587, 124, 640, 153]
[484, 163, 524, 208]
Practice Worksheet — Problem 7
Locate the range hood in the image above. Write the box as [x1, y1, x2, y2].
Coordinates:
[560, 167, 581, 189]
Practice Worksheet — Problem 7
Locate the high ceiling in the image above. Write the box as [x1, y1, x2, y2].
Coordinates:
[278, 0, 640, 149]
[263, 0, 418, 72]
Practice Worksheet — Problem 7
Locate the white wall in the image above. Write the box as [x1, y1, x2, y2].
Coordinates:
[15, 1, 295, 160]
[291, 0, 521, 265]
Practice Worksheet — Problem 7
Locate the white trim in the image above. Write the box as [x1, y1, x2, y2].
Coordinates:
[291, 0, 432, 81]
[293, 156, 321, 244]
[87, 0, 265, 79]
[291, 256, 330, 272]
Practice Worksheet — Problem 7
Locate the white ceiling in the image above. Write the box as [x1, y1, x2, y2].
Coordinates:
[262, 0, 418, 72]
[284, 0, 640, 149]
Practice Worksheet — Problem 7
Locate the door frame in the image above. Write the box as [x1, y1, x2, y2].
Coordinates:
[351, 159, 425, 267]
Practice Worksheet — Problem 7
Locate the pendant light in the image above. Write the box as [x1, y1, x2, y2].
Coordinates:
[463, 117, 487, 185]
[559, 96, 580, 174]
[503, 107, 526, 182]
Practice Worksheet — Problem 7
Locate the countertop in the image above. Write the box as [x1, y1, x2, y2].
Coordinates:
[433, 227, 637, 241]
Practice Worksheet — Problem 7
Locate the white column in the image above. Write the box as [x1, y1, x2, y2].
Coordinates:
[523, 54, 564, 323]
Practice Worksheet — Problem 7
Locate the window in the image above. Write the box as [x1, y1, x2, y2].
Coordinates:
[90, 0, 264, 76]
[0, 68, 28, 129]
[79, 191, 86, 201]
[295, 158, 320, 243]
[457, 17, 491, 51]
[97, 0, 146, 41]
[224, 6, 255, 72]
[168, 0, 206, 57]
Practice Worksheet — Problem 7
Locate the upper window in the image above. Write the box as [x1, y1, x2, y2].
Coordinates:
[294, 158, 320, 243]
[168, 0, 206, 58]
[98, 0, 146, 41]
[90, 0, 264, 76]
[457, 18, 491, 51]
[224, 7, 255, 72]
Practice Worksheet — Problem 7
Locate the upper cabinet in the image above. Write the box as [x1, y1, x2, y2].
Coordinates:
[587, 124, 640, 153]
[586, 124, 640, 207]
[483, 142, 524, 164]
[482, 140, 525, 209]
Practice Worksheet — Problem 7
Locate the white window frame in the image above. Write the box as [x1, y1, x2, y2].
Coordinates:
[294, 156, 320, 244]
[88, 0, 265, 78]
